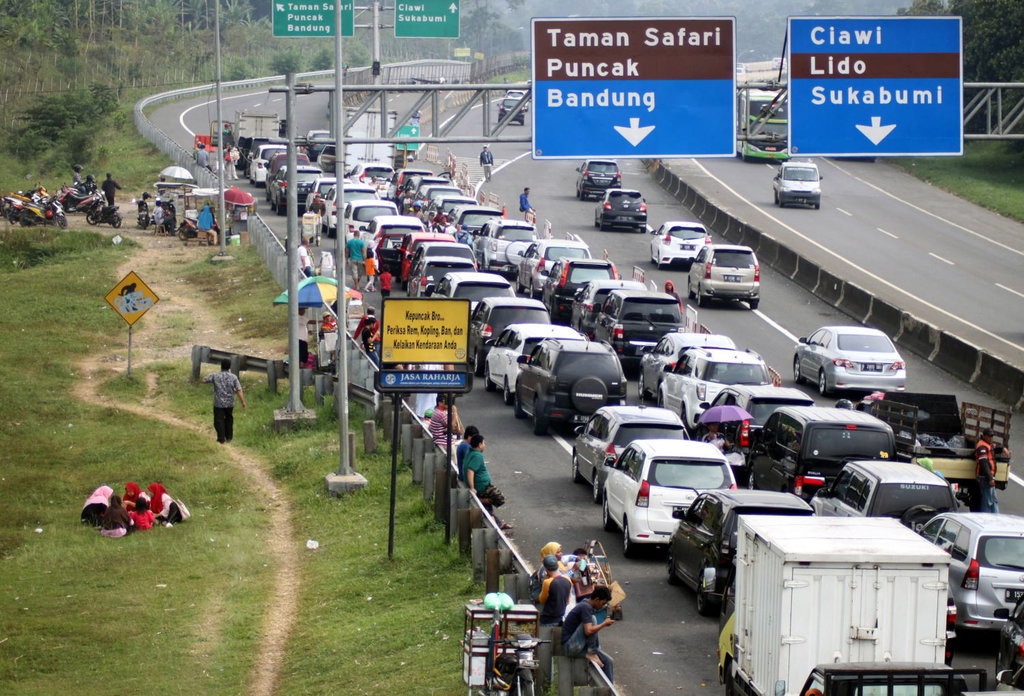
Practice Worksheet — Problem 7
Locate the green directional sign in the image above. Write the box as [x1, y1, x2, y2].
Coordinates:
[395, 0, 460, 39]
[395, 125, 421, 151]
[272, 1, 354, 37]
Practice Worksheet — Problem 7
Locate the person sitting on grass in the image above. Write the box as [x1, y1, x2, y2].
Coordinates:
[81, 485, 113, 527]
[100, 494, 132, 538]
[129, 496, 155, 531]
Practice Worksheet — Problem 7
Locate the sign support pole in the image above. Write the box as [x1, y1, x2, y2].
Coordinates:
[334, 0, 353, 477]
[127, 324, 133, 377]
[444, 391, 454, 543]
[387, 394, 401, 559]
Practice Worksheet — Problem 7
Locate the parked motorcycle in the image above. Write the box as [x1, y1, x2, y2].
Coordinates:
[136, 193, 152, 229]
[490, 634, 545, 696]
[87, 204, 123, 228]
[17, 196, 67, 228]
[56, 184, 104, 215]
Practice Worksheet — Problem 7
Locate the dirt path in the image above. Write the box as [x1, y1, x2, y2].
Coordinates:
[71, 230, 297, 696]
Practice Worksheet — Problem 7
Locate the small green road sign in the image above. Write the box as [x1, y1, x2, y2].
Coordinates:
[395, 125, 422, 151]
[272, 1, 354, 38]
[395, 0, 460, 39]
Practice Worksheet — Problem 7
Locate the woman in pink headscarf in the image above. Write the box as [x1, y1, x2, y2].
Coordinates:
[81, 485, 113, 527]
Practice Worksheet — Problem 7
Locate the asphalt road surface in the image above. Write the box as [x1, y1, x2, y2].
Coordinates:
[152, 87, 1021, 696]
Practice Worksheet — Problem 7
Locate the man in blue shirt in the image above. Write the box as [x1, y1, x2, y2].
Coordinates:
[561, 584, 616, 683]
[519, 187, 533, 218]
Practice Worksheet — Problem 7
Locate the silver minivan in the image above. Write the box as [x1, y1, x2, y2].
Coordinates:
[773, 160, 822, 209]
[918, 512, 1024, 631]
[686, 244, 760, 310]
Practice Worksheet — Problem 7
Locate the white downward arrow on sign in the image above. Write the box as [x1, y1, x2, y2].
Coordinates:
[614, 118, 655, 147]
[855, 116, 897, 145]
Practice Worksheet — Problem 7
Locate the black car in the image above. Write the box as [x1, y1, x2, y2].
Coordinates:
[595, 188, 647, 232]
[569, 279, 646, 338]
[576, 159, 622, 200]
[592, 289, 683, 369]
[997, 597, 1024, 689]
[514, 339, 626, 435]
[267, 165, 323, 215]
[541, 258, 619, 325]
[666, 490, 813, 616]
[468, 297, 550, 376]
[498, 97, 527, 125]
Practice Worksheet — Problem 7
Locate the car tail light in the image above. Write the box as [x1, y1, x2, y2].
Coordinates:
[696, 383, 707, 401]
[1017, 641, 1024, 660]
[538, 258, 546, 270]
[704, 262, 712, 279]
[605, 443, 617, 455]
[612, 325, 624, 341]
[729, 482, 738, 489]
[666, 362, 676, 370]
[583, 169, 589, 177]
[663, 233, 673, 243]
[704, 236, 712, 245]
[962, 559, 980, 590]
[794, 474, 825, 496]
[635, 480, 650, 508]
[947, 603, 957, 627]
[481, 324, 493, 339]
[639, 203, 647, 212]
[603, 202, 612, 210]
[739, 420, 750, 447]
[891, 361, 906, 370]
[833, 358, 856, 368]
[754, 264, 760, 282]
[610, 264, 619, 280]
[559, 264, 570, 286]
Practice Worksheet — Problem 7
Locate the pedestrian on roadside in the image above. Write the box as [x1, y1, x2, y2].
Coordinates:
[346, 229, 366, 287]
[464, 434, 512, 530]
[299, 238, 314, 278]
[664, 280, 683, 310]
[519, 187, 533, 218]
[196, 143, 209, 170]
[429, 396, 461, 448]
[379, 267, 393, 300]
[363, 237, 378, 292]
[561, 585, 617, 683]
[480, 144, 494, 181]
[456, 425, 480, 481]
[202, 359, 246, 444]
[360, 314, 380, 367]
[537, 554, 574, 627]
[225, 148, 237, 180]
[101, 173, 122, 206]
[976, 428, 1010, 513]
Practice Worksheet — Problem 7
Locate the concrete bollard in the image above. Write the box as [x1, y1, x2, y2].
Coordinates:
[362, 420, 377, 454]
[400, 424, 413, 464]
[411, 439, 425, 483]
[348, 432, 357, 471]
[265, 359, 280, 394]
[190, 345, 206, 381]
[381, 405, 394, 441]
[421, 452, 436, 501]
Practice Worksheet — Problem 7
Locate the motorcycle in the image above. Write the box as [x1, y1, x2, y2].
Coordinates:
[56, 184, 104, 215]
[87, 204, 123, 228]
[136, 196, 151, 229]
[489, 633, 545, 696]
[17, 196, 67, 228]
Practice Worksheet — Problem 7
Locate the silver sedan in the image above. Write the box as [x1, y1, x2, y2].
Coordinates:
[793, 325, 907, 395]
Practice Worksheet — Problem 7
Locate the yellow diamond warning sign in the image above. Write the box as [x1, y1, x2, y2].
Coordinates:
[105, 271, 159, 326]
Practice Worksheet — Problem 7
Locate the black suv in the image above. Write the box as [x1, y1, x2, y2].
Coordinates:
[468, 297, 550, 376]
[498, 96, 527, 125]
[592, 289, 683, 369]
[595, 189, 647, 232]
[541, 258, 618, 325]
[667, 490, 812, 615]
[514, 339, 626, 435]
[576, 159, 622, 200]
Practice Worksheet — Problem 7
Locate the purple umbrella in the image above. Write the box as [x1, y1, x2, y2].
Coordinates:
[698, 405, 753, 425]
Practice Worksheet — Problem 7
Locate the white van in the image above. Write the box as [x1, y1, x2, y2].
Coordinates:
[772, 160, 822, 209]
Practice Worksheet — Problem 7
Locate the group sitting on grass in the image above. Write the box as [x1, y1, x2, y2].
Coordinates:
[81, 482, 190, 537]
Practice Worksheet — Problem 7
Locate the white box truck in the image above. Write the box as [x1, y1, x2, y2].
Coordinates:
[718, 516, 983, 696]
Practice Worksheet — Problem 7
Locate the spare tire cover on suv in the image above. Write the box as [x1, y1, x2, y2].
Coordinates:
[571, 377, 608, 414]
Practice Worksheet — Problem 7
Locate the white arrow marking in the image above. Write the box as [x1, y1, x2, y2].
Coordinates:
[855, 116, 897, 145]
[613, 118, 655, 147]
[276, 3, 284, 10]
[449, 2, 457, 12]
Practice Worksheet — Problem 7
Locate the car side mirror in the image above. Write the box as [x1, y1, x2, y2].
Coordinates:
[424, 285, 435, 296]
[483, 338, 495, 346]
[698, 402, 710, 410]
[798, 337, 808, 344]
[604, 455, 618, 467]
[517, 355, 529, 364]
[672, 507, 687, 520]
[818, 174, 823, 180]
[574, 426, 584, 436]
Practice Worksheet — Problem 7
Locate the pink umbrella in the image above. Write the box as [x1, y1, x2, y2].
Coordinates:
[223, 187, 255, 206]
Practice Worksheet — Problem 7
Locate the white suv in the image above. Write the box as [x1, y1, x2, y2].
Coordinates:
[248, 143, 287, 186]
[658, 347, 772, 430]
[475, 219, 538, 276]
[602, 439, 734, 556]
[515, 238, 592, 298]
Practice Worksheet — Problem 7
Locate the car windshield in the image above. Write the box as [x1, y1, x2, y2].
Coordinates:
[612, 424, 686, 447]
[315, 181, 335, 193]
[544, 246, 589, 261]
[648, 459, 726, 489]
[345, 188, 378, 201]
[569, 266, 615, 283]
[496, 227, 535, 242]
[784, 167, 819, 182]
[621, 300, 682, 324]
[426, 245, 473, 260]
[610, 191, 642, 202]
[553, 352, 617, 378]
[713, 251, 755, 268]
[587, 162, 618, 173]
[490, 307, 550, 330]
[461, 213, 502, 228]
[871, 483, 953, 518]
[295, 171, 321, 183]
[425, 262, 473, 278]
[427, 187, 462, 200]
[354, 205, 395, 221]
[977, 536, 1024, 571]
[453, 283, 514, 303]
[836, 333, 895, 353]
[668, 227, 706, 240]
[805, 427, 893, 460]
[748, 399, 813, 425]
[363, 167, 393, 179]
[501, 98, 521, 108]
[702, 362, 768, 385]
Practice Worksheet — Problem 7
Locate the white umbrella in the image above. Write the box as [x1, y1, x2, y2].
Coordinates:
[160, 165, 195, 181]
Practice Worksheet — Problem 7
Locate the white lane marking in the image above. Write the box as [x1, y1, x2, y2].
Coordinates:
[825, 159, 1024, 259]
[1012, 472, 1024, 487]
[929, 252, 955, 266]
[178, 90, 274, 136]
[552, 431, 573, 455]
[688, 159, 1024, 357]
[876, 227, 899, 239]
[836, 207, 853, 217]
[997, 283, 1024, 300]
[753, 309, 800, 342]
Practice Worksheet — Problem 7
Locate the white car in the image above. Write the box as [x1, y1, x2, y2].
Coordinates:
[304, 175, 337, 212]
[322, 182, 379, 237]
[602, 439, 734, 556]
[340, 199, 399, 240]
[794, 325, 907, 395]
[248, 143, 287, 186]
[649, 221, 711, 269]
[348, 162, 395, 195]
[658, 347, 772, 430]
[515, 239, 592, 298]
[485, 323, 586, 404]
[431, 271, 515, 310]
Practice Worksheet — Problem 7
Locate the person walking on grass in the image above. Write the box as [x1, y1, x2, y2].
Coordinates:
[203, 359, 246, 444]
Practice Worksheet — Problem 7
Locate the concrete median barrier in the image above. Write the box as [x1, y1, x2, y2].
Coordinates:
[896, 312, 940, 361]
[817, 269, 843, 306]
[932, 333, 982, 385]
[838, 282, 873, 324]
[755, 234, 780, 267]
[975, 352, 1024, 410]
[775, 243, 799, 278]
[792, 256, 820, 293]
[866, 297, 902, 339]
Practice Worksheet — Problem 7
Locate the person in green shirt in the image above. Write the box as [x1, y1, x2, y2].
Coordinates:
[346, 229, 366, 287]
[464, 435, 511, 530]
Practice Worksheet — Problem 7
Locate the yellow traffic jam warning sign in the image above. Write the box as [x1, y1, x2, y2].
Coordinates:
[105, 271, 159, 326]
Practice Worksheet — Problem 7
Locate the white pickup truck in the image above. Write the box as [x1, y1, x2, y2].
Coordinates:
[657, 347, 772, 430]
[474, 218, 538, 278]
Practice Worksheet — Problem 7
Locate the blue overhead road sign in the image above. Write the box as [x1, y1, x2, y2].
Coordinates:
[531, 17, 736, 160]
[788, 16, 962, 157]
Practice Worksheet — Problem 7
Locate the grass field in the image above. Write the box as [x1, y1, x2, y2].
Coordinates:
[0, 227, 475, 694]
[889, 141, 1024, 223]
